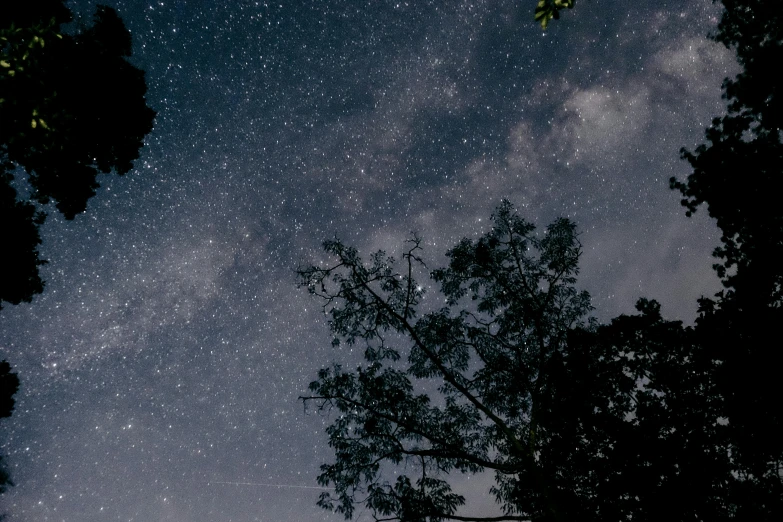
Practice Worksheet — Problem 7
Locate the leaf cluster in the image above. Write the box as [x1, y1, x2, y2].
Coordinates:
[534, 0, 575, 30]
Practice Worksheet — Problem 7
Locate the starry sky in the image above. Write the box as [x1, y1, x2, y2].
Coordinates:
[0, 1, 739, 520]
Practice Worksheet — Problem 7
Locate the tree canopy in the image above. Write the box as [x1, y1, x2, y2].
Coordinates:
[670, 1, 783, 511]
[299, 202, 742, 521]
[0, 1, 155, 309]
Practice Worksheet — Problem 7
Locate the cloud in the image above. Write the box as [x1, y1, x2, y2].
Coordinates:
[653, 36, 735, 93]
[561, 83, 652, 165]
[534, 31, 736, 171]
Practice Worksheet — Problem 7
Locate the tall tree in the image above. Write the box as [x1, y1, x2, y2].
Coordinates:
[0, 1, 155, 309]
[299, 202, 729, 522]
[671, 2, 783, 515]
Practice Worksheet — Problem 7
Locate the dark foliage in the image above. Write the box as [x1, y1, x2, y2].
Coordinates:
[0, 361, 19, 420]
[534, 1, 575, 29]
[1, 2, 72, 30]
[299, 202, 739, 522]
[0, 166, 45, 307]
[0, 361, 19, 496]
[670, 2, 783, 516]
[0, 1, 155, 308]
[671, 0, 782, 299]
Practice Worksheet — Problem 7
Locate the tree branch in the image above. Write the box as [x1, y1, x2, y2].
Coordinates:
[302, 393, 520, 473]
[354, 270, 528, 457]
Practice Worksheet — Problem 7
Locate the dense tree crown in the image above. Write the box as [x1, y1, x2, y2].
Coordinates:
[1, 1, 155, 309]
[299, 202, 752, 522]
[299, 204, 588, 520]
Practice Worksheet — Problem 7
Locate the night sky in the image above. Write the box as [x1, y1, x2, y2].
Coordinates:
[1, 1, 738, 520]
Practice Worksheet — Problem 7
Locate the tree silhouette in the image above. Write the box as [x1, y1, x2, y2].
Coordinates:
[671, 2, 783, 515]
[0, 361, 19, 496]
[0, 1, 155, 309]
[299, 202, 736, 522]
[672, 0, 782, 300]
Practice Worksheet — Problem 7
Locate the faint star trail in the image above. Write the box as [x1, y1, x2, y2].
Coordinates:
[209, 481, 334, 490]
